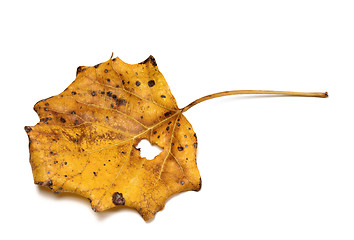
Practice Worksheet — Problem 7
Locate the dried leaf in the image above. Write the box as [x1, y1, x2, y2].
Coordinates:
[25, 55, 201, 221]
[25, 55, 327, 221]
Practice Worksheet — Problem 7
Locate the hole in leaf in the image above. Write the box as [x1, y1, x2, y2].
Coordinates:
[136, 139, 163, 160]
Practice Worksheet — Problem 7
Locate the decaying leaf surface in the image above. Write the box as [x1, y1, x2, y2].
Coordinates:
[25, 55, 201, 221]
[25, 54, 328, 221]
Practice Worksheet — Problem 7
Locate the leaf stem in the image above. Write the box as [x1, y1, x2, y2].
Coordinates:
[181, 90, 328, 113]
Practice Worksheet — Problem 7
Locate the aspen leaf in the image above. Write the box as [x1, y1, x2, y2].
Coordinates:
[25, 55, 327, 221]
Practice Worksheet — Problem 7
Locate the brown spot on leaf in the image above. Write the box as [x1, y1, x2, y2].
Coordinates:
[148, 80, 155, 87]
[117, 98, 126, 106]
[139, 55, 157, 66]
[164, 111, 172, 117]
[41, 180, 53, 187]
[112, 192, 125, 205]
[24, 126, 32, 133]
[76, 66, 82, 75]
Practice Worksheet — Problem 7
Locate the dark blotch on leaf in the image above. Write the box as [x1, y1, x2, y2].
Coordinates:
[148, 80, 155, 87]
[136, 81, 141, 86]
[60, 117, 66, 123]
[161, 95, 166, 98]
[38, 180, 53, 187]
[112, 192, 125, 205]
[46, 180, 53, 187]
[76, 66, 82, 75]
[117, 99, 126, 106]
[91, 91, 96, 96]
[164, 111, 172, 117]
[24, 126, 32, 133]
[139, 55, 157, 66]
[178, 147, 184, 151]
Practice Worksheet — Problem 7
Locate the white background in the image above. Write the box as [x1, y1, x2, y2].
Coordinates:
[1, 0, 353, 239]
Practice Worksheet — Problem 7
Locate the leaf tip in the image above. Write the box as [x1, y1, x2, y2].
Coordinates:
[194, 177, 202, 192]
[139, 55, 157, 67]
[24, 126, 32, 133]
[35, 179, 53, 188]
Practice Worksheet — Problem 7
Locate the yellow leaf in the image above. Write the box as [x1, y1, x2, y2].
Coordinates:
[26, 55, 201, 221]
[25, 54, 327, 221]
